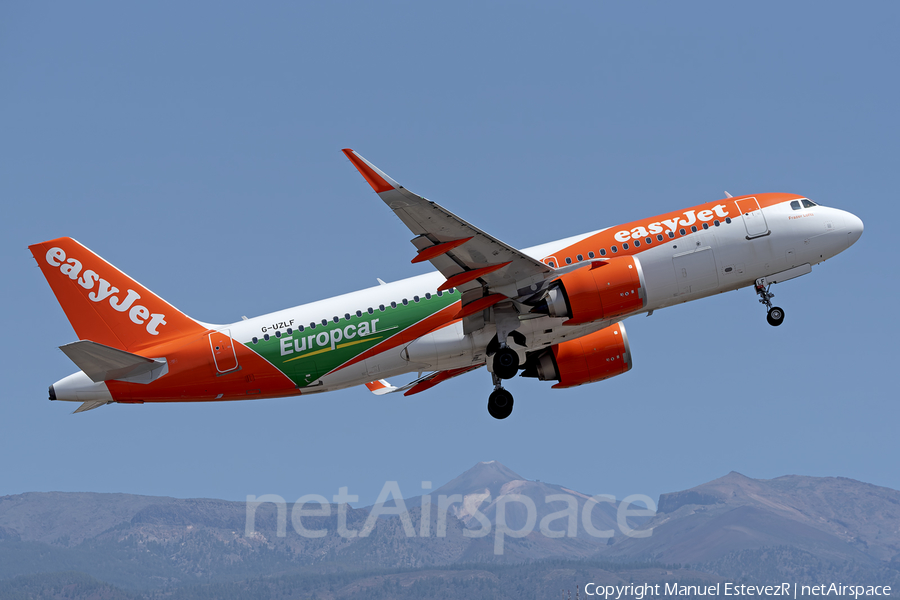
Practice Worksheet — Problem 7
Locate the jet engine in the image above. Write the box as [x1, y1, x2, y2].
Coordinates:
[531, 256, 646, 325]
[521, 322, 632, 388]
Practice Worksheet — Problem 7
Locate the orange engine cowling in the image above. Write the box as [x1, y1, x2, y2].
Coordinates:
[521, 322, 632, 389]
[531, 256, 646, 325]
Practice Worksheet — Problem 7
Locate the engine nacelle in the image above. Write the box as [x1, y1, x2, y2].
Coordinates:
[521, 322, 632, 388]
[532, 256, 646, 325]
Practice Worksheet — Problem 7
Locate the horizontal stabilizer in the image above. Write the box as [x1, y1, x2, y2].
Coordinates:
[73, 400, 110, 413]
[60, 340, 167, 384]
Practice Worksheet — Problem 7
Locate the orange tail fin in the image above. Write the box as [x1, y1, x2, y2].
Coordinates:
[30, 237, 206, 352]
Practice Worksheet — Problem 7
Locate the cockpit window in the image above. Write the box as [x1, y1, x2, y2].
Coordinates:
[801, 199, 817, 208]
[790, 200, 801, 210]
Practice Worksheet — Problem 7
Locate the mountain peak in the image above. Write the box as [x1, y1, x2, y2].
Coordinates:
[433, 461, 525, 498]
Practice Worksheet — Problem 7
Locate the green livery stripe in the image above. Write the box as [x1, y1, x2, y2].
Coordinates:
[244, 291, 459, 388]
[283, 336, 383, 361]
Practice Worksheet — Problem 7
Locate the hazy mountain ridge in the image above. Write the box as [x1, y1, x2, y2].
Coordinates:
[1, 463, 898, 597]
[616, 471, 900, 566]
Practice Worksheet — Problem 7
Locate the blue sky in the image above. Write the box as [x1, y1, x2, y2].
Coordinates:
[1, 2, 897, 506]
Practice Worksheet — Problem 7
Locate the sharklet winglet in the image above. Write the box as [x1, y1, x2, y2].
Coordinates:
[342, 149, 399, 193]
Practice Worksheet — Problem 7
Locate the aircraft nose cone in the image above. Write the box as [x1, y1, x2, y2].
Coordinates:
[846, 212, 864, 248]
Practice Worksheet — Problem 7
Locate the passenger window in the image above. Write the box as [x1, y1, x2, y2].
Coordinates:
[344, 313, 351, 320]
[791, 200, 802, 210]
[402, 299, 408, 305]
[252, 337, 258, 344]
[588, 251, 595, 258]
[633, 240, 640, 247]
[414, 296, 420, 302]
[599, 249, 607, 256]
[691, 225, 697, 232]
[379, 304, 385, 311]
[367, 307, 374, 314]
[356, 310, 362, 317]
[309, 323, 316, 329]
[425, 293, 431, 299]
[802, 199, 816, 208]
[263, 334, 270, 341]
[611, 246, 618, 253]
[299, 325, 305, 331]
[622, 243, 629, 250]
[714, 220, 720, 226]
[548, 261, 556, 267]
[576, 254, 583, 261]
[680, 228, 686, 235]
[565, 257, 572, 265]
[275, 330, 281, 338]
[657, 234, 663, 241]
[725, 217, 732, 224]
[322, 319, 328, 326]
[668, 231, 675, 238]
[646, 237, 652, 244]
[390, 301, 397, 308]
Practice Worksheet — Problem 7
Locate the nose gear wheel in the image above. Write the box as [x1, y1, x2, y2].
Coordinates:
[755, 277, 786, 327]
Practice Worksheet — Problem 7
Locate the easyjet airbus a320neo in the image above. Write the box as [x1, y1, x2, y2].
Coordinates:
[30, 150, 864, 418]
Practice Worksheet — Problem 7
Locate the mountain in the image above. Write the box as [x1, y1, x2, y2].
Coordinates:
[432, 460, 526, 498]
[419, 460, 626, 549]
[0, 463, 898, 597]
[603, 471, 900, 584]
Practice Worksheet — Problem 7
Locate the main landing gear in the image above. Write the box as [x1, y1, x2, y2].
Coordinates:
[488, 374, 514, 420]
[492, 346, 520, 380]
[755, 277, 785, 327]
[485, 303, 524, 419]
[486, 346, 518, 419]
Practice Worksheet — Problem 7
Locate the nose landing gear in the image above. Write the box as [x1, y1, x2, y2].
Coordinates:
[487, 374, 514, 420]
[755, 277, 785, 327]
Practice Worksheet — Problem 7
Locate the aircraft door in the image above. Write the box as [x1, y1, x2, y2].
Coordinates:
[672, 247, 719, 295]
[735, 197, 769, 239]
[209, 329, 239, 373]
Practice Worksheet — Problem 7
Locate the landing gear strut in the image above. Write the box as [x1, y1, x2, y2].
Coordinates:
[755, 278, 785, 327]
[486, 302, 521, 418]
[487, 374, 514, 420]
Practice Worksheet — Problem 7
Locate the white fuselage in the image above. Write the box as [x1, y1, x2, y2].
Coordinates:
[223, 200, 862, 394]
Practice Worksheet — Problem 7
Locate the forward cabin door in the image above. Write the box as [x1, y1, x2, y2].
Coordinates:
[735, 197, 769, 239]
[209, 329, 239, 373]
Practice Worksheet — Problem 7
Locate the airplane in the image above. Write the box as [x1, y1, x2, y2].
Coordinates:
[30, 150, 864, 418]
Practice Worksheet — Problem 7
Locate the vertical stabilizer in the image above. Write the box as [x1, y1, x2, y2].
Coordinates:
[29, 237, 206, 351]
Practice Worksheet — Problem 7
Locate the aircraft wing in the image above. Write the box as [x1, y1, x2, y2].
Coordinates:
[342, 149, 554, 302]
[363, 364, 483, 397]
